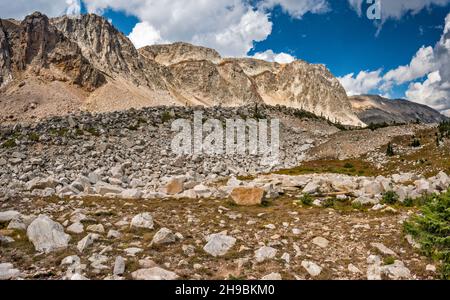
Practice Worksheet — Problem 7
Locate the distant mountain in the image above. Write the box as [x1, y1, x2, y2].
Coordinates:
[350, 95, 447, 125]
[0, 12, 363, 126]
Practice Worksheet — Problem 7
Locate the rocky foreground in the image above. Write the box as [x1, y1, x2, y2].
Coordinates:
[1, 166, 448, 280]
[0, 105, 448, 280]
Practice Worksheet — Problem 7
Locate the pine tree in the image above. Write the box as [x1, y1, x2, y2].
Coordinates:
[386, 142, 395, 156]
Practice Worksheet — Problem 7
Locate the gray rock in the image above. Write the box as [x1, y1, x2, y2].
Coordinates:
[113, 256, 126, 276]
[303, 181, 320, 194]
[70, 273, 89, 280]
[261, 272, 282, 280]
[89, 253, 109, 270]
[312, 237, 329, 248]
[414, 179, 432, 194]
[301, 261, 322, 277]
[255, 246, 278, 263]
[0, 235, 14, 244]
[121, 189, 142, 199]
[77, 233, 99, 253]
[371, 243, 396, 256]
[131, 267, 178, 280]
[94, 182, 124, 195]
[67, 222, 84, 234]
[87, 224, 105, 234]
[151, 228, 176, 246]
[124, 247, 143, 256]
[130, 213, 154, 229]
[0, 210, 20, 223]
[182, 245, 196, 257]
[107, 229, 122, 239]
[203, 233, 236, 257]
[26, 176, 58, 191]
[0, 263, 21, 280]
[27, 215, 71, 253]
[381, 261, 411, 280]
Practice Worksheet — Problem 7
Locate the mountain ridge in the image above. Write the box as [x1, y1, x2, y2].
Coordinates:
[0, 12, 445, 127]
[350, 94, 447, 125]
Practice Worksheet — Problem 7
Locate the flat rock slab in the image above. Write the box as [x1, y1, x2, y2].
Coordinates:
[132, 267, 178, 280]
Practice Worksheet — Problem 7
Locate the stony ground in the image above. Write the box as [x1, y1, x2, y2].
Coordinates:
[0, 193, 438, 280]
[0, 106, 447, 281]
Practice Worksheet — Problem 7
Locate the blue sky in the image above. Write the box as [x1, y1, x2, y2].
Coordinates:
[249, 1, 450, 99]
[2, 0, 450, 112]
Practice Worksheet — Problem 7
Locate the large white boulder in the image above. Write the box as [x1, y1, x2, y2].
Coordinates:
[27, 215, 71, 253]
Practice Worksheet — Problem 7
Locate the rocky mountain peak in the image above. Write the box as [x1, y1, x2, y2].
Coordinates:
[140, 42, 222, 66]
[51, 14, 140, 75]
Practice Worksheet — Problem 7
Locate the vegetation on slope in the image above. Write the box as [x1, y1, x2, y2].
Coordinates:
[404, 191, 450, 279]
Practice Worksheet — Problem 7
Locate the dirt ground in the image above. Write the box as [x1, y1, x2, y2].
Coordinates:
[0, 195, 437, 280]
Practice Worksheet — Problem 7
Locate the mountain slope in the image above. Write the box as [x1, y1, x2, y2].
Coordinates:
[350, 95, 447, 125]
[1, 12, 363, 125]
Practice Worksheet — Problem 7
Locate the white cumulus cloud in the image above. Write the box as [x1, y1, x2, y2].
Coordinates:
[338, 70, 383, 96]
[82, 0, 330, 57]
[339, 13, 450, 114]
[258, 0, 330, 19]
[1, 0, 331, 57]
[383, 46, 436, 85]
[66, 0, 81, 16]
[253, 50, 296, 64]
[128, 21, 166, 49]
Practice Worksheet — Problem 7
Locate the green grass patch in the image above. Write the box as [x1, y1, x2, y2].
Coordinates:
[28, 132, 40, 142]
[49, 128, 69, 137]
[161, 111, 173, 123]
[2, 138, 17, 148]
[404, 190, 450, 279]
[297, 194, 314, 206]
[383, 256, 396, 265]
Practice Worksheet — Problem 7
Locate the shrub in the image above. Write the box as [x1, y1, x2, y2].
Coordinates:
[343, 163, 354, 169]
[85, 127, 100, 137]
[352, 202, 363, 210]
[404, 191, 450, 279]
[410, 138, 421, 148]
[384, 256, 395, 265]
[299, 194, 314, 206]
[2, 138, 17, 148]
[386, 143, 395, 157]
[161, 111, 173, 123]
[28, 132, 40, 142]
[402, 197, 414, 207]
[438, 120, 450, 139]
[322, 198, 335, 208]
[381, 191, 399, 205]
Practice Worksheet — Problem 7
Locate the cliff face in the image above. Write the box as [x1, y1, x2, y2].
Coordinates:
[0, 13, 106, 92]
[1, 12, 365, 126]
[140, 43, 364, 125]
[350, 95, 447, 125]
[251, 61, 363, 125]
